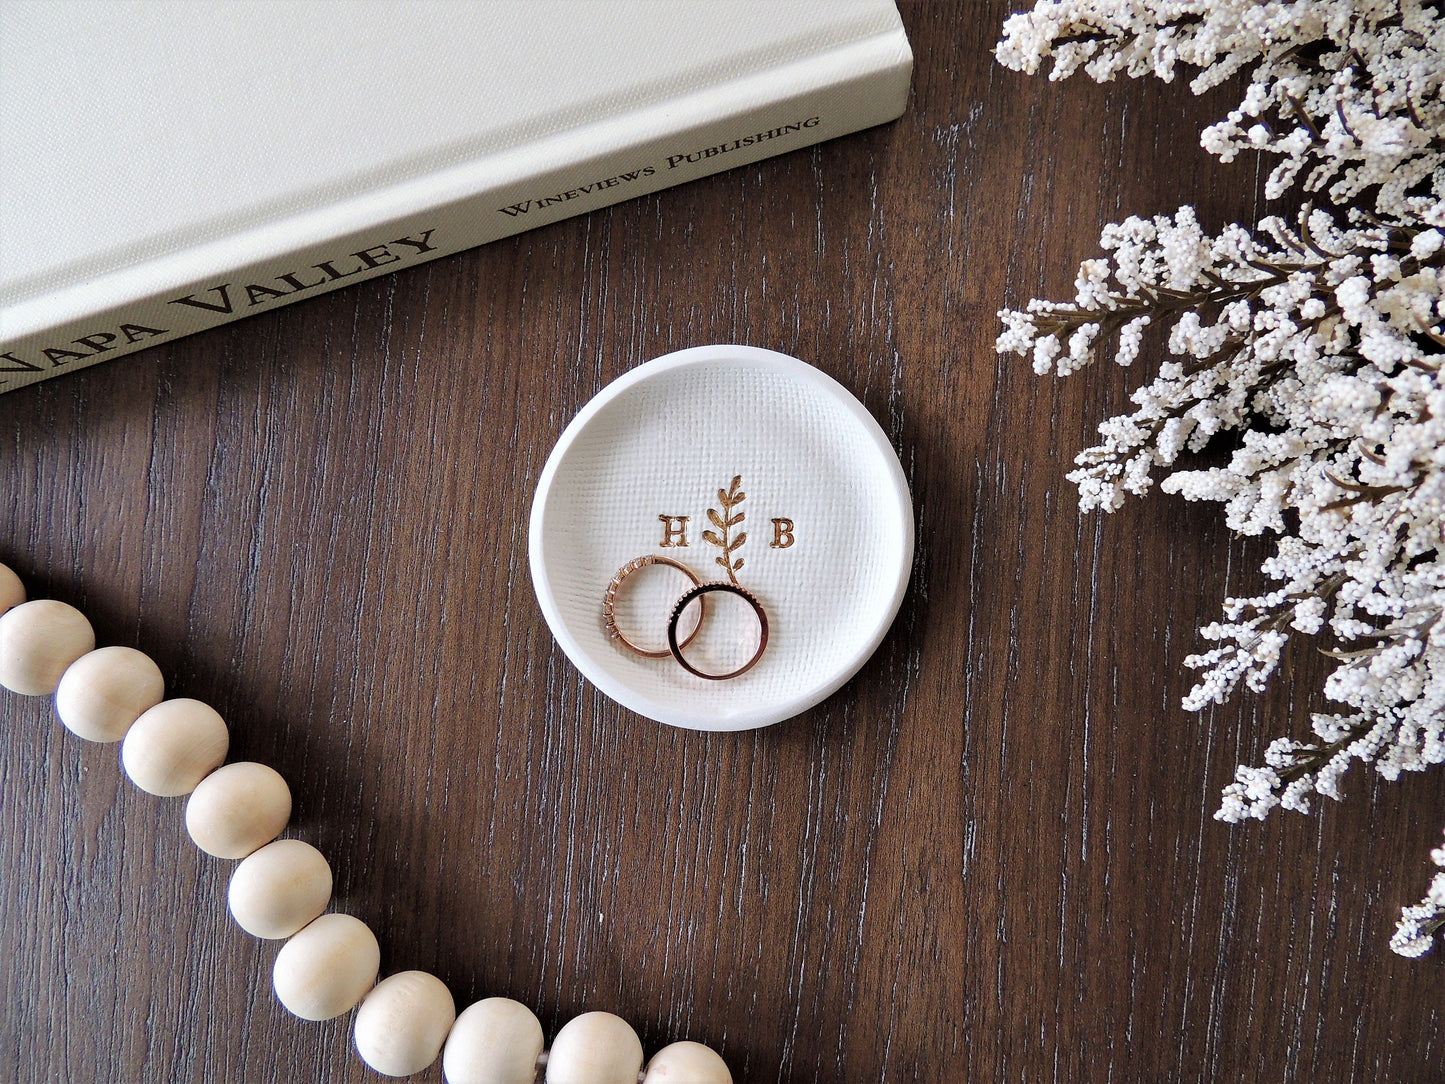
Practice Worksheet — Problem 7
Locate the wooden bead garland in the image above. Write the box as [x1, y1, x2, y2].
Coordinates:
[354, 970, 457, 1077]
[442, 997, 546, 1084]
[0, 563, 23, 612]
[643, 1041, 734, 1083]
[228, 838, 332, 939]
[0, 562, 733, 1080]
[546, 1011, 645, 1084]
[0, 599, 95, 696]
[121, 697, 230, 796]
[54, 645, 165, 743]
[185, 761, 292, 859]
[273, 912, 381, 1021]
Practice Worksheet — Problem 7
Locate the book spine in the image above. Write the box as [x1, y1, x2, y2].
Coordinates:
[0, 30, 912, 395]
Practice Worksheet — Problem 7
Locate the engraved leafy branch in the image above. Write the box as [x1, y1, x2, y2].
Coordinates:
[702, 475, 747, 584]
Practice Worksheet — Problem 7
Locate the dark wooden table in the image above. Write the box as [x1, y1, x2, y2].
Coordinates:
[3, 4, 1441, 1081]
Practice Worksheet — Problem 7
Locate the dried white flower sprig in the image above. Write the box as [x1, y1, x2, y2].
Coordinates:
[995, 0, 1445, 957]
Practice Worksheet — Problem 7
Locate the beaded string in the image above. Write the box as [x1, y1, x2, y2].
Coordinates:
[0, 562, 732, 1084]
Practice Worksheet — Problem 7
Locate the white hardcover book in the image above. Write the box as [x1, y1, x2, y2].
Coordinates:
[0, 0, 912, 394]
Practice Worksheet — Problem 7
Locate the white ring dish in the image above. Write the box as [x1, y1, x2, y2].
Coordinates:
[528, 344, 913, 731]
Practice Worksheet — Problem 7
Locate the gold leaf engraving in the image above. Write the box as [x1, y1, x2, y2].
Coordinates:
[705, 475, 747, 584]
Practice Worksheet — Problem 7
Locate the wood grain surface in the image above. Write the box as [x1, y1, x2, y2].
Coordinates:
[2, 4, 1441, 1081]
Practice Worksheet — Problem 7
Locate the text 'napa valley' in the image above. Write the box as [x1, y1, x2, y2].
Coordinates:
[0, 230, 439, 386]
[496, 116, 822, 218]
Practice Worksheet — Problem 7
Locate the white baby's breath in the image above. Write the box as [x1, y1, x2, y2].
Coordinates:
[997, 0, 1445, 957]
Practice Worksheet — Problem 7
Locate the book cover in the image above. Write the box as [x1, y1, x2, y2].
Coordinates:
[0, 0, 913, 394]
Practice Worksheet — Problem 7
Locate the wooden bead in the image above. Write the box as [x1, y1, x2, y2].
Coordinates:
[54, 646, 164, 743]
[443, 997, 545, 1084]
[354, 970, 457, 1077]
[185, 762, 291, 859]
[121, 698, 230, 796]
[0, 599, 95, 696]
[546, 1012, 643, 1084]
[272, 913, 379, 1021]
[228, 839, 332, 939]
[0, 563, 23, 614]
[643, 1042, 733, 1083]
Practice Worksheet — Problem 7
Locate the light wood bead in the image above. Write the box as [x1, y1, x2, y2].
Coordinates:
[185, 762, 291, 859]
[443, 997, 545, 1084]
[0, 599, 95, 696]
[228, 839, 332, 939]
[354, 970, 457, 1077]
[643, 1042, 733, 1083]
[0, 563, 23, 614]
[545, 1012, 643, 1084]
[121, 698, 230, 796]
[272, 913, 380, 1021]
[54, 646, 164, 743]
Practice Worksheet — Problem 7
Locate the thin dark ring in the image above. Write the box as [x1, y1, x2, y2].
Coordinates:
[666, 582, 769, 680]
[603, 555, 704, 659]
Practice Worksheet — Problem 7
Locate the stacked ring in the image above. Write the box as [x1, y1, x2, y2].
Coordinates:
[602, 556, 768, 679]
[666, 583, 769, 681]
[603, 555, 703, 659]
